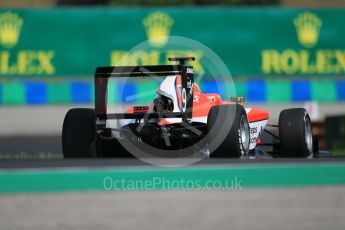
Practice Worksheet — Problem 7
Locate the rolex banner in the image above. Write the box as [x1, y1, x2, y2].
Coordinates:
[0, 8, 345, 77]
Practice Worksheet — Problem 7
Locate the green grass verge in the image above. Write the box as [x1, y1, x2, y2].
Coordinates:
[0, 163, 345, 193]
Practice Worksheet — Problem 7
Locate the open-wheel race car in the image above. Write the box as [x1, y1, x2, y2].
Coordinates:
[62, 57, 318, 159]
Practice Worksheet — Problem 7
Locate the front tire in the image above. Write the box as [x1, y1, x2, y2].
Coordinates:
[207, 104, 250, 158]
[279, 108, 313, 157]
[62, 108, 97, 158]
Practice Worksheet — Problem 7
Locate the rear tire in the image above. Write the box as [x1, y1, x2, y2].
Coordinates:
[62, 108, 97, 158]
[279, 108, 313, 157]
[207, 104, 250, 158]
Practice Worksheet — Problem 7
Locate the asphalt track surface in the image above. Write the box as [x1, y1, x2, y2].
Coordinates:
[0, 135, 62, 154]
[0, 105, 344, 230]
[0, 103, 344, 154]
[0, 157, 342, 169]
[1, 158, 345, 230]
[1, 103, 345, 136]
[0, 186, 344, 230]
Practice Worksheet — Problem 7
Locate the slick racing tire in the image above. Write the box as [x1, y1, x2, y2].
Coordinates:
[207, 104, 250, 158]
[62, 108, 97, 158]
[279, 108, 313, 157]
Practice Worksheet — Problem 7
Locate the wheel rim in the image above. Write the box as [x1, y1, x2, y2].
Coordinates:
[240, 115, 250, 154]
[305, 117, 313, 154]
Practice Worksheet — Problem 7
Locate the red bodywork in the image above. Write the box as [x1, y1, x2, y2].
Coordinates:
[128, 76, 269, 124]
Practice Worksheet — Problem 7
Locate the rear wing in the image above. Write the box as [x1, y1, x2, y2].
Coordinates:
[95, 57, 195, 123]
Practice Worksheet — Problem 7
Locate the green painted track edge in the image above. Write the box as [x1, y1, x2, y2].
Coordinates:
[0, 163, 345, 193]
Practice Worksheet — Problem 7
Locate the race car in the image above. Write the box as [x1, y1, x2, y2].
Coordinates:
[62, 57, 317, 158]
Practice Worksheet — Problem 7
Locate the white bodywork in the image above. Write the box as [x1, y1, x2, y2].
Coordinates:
[115, 76, 268, 150]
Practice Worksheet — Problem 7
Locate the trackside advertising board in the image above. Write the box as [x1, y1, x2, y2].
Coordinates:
[0, 8, 345, 78]
[0, 8, 345, 105]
